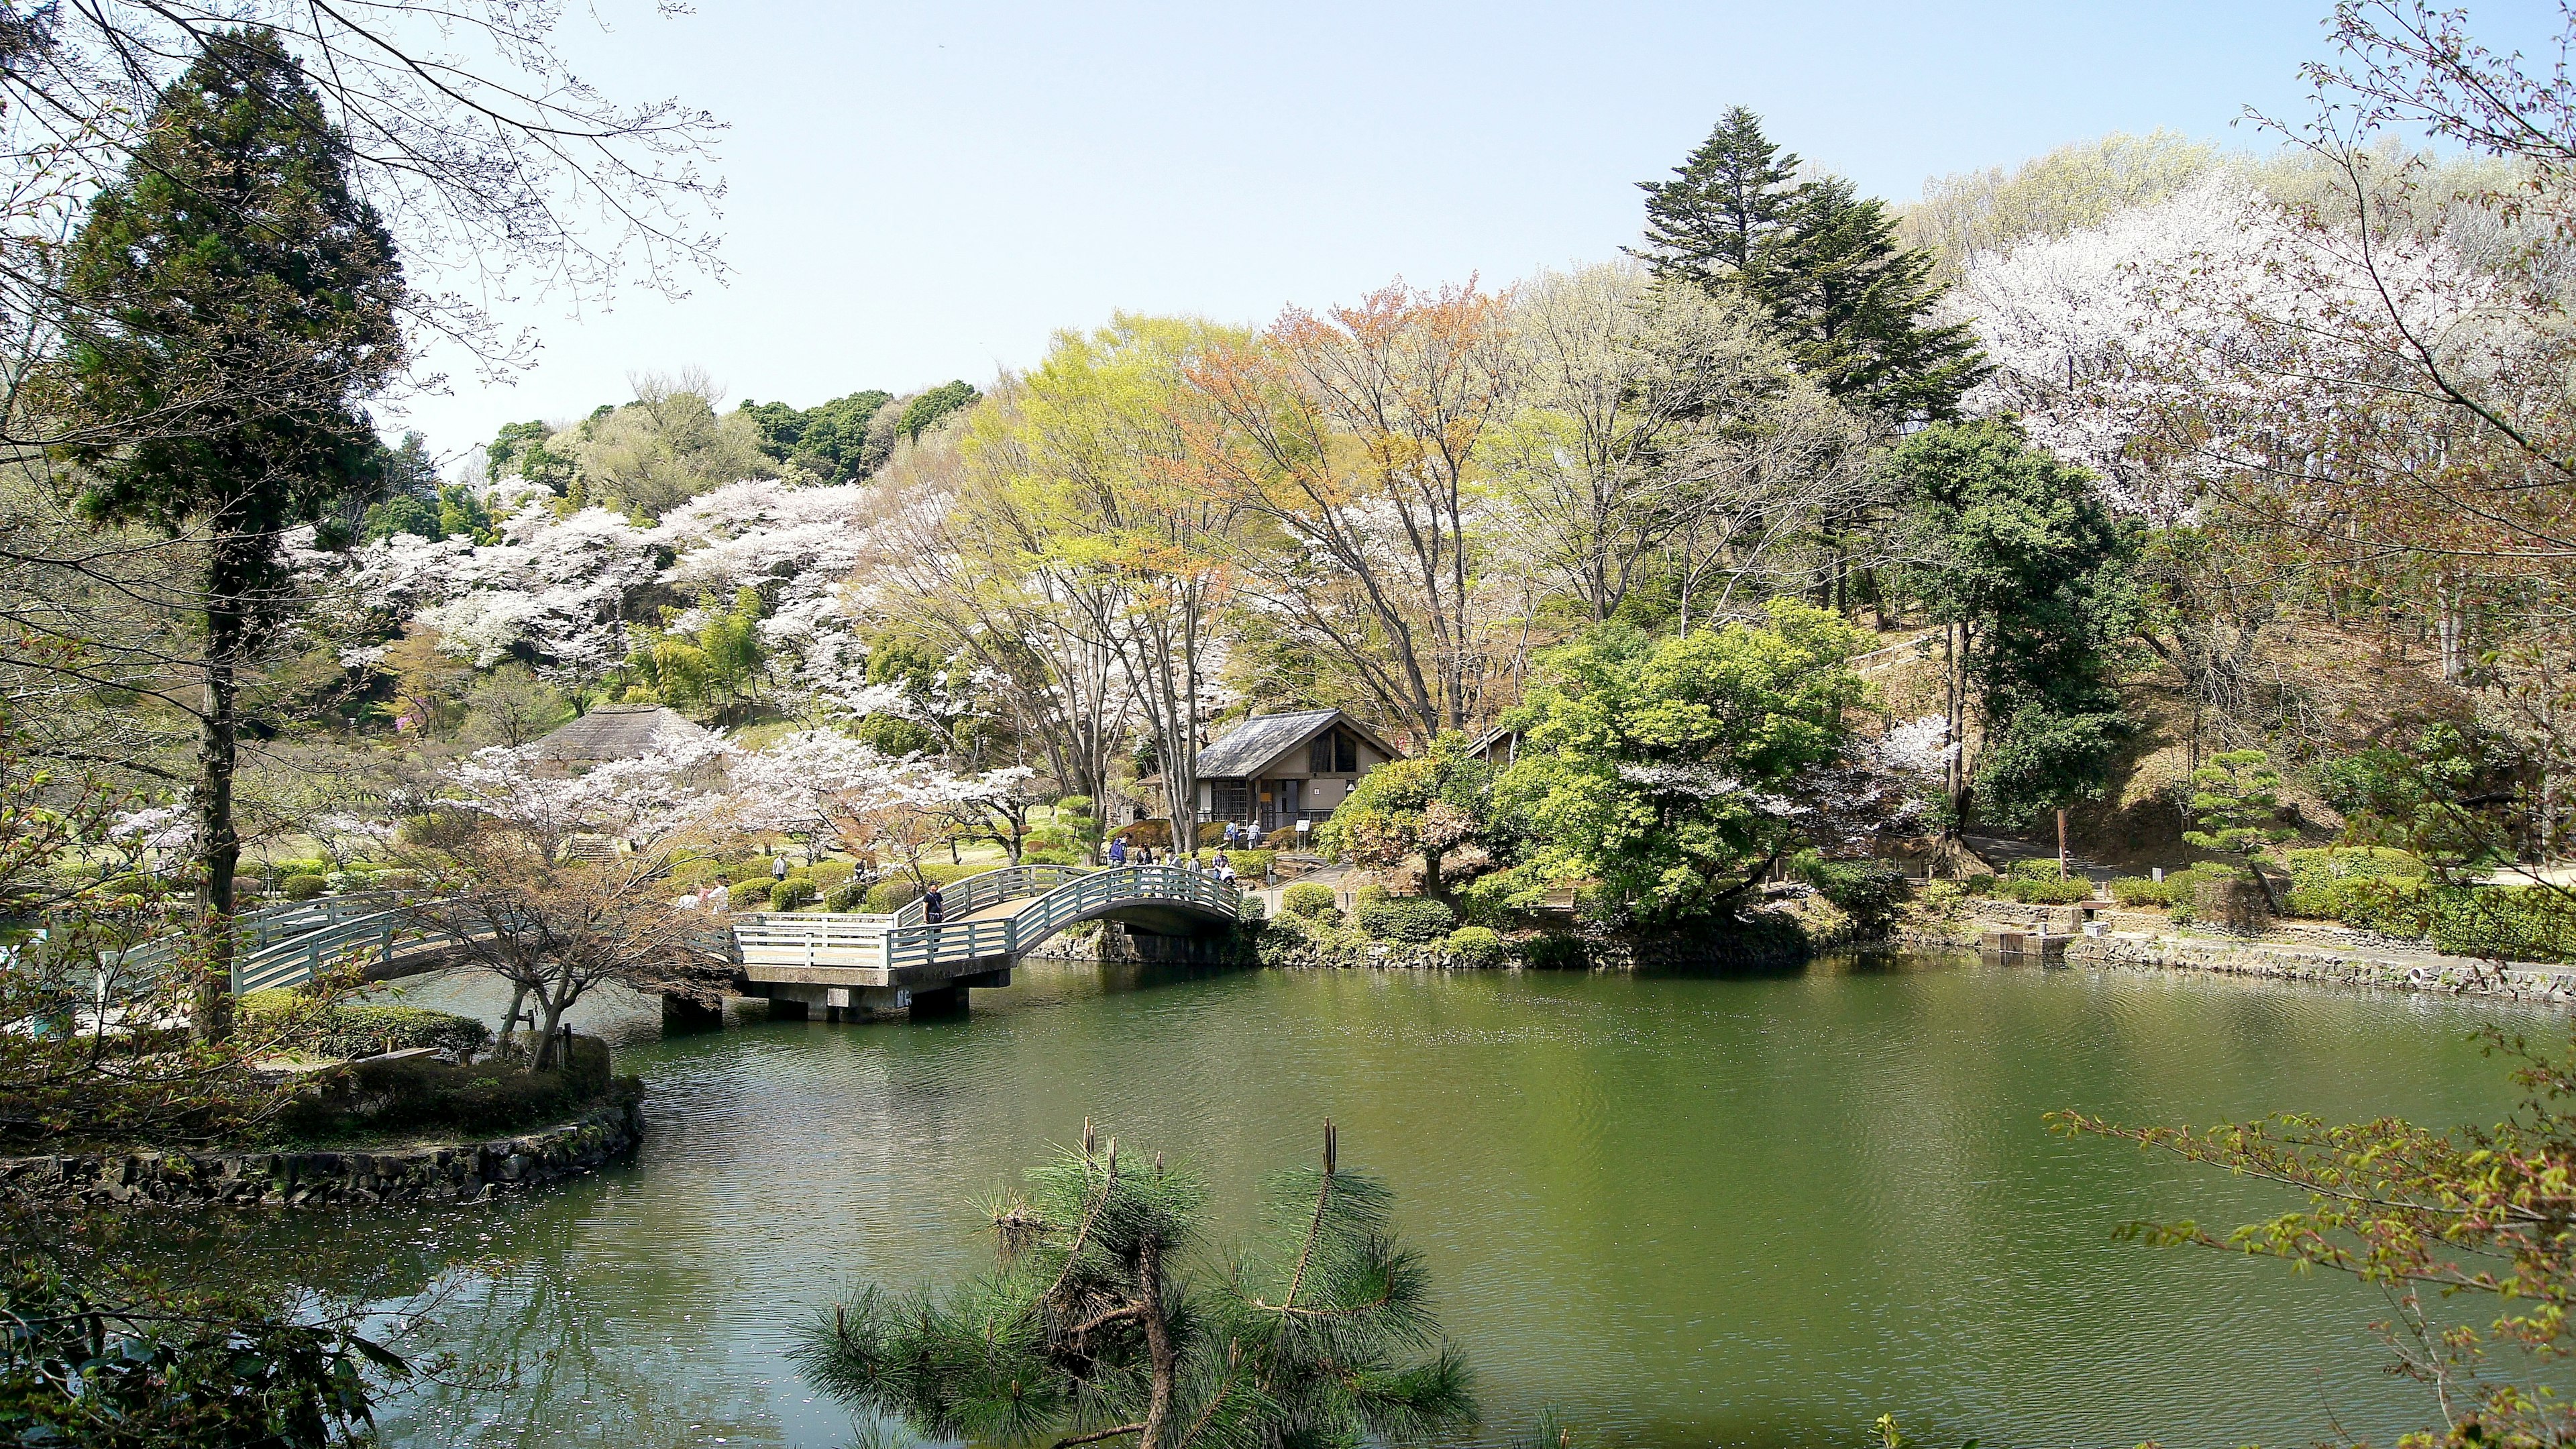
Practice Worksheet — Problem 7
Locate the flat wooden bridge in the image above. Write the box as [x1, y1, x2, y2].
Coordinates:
[121, 862, 1242, 1022]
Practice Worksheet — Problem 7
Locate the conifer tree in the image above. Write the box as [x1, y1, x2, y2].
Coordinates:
[49, 28, 405, 1038]
[1637, 105, 1803, 279]
[1639, 107, 1986, 422]
[792, 1123, 1474, 1449]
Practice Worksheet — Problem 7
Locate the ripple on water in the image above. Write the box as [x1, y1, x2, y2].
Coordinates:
[257, 959, 2571, 1448]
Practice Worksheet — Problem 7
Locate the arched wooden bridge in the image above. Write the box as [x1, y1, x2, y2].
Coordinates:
[125, 862, 1242, 1018]
[728, 863, 1243, 1018]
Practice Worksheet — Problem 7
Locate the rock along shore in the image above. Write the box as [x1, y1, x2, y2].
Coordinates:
[0, 1090, 643, 1210]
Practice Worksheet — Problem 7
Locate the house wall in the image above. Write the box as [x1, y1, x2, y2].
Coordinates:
[1202, 727, 1393, 827]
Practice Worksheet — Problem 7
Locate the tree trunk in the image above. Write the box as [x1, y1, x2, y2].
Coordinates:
[531, 977, 571, 1073]
[190, 543, 252, 1045]
[500, 979, 531, 1051]
[1135, 1232, 1177, 1449]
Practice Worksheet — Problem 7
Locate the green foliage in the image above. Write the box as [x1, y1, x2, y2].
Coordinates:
[733, 879, 773, 908]
[859, 863, 980, 914]
[1443, 925, 1507, 967]
[0, 1252, 400, 1448]
[1355, 895, 1458, 944]
[896, 380, 979, 441]
[771, 877, 817, 911]
[824, 881, 867, 913]
[236, 994, 489, 1059]
[361, 492, 439, 541]
[1638, 105, 1984, 420]
[810, 861, 855, 891]
[737, 388, 894, 481]
[2284, 847, 2425, 891]
[280, 873, 327, 902]
[1493, 600, 1871, 924]
[1281, 882, 1340, 920]
[485, 418, 577, 493]
[52, 28, 404, 570]
[1893, 421, 2137, 825]
[1790, 855, 1907, 933]
[1994, 874, 2093, 905]
[1318, 735, 1492, 894]
[2184, 749, 2293, 866]
[790, 1129, 1474, 1449]
[2108, 876, 2169, 908]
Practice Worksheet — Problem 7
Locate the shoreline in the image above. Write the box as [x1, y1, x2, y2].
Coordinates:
[0, 1089, 643, 1211]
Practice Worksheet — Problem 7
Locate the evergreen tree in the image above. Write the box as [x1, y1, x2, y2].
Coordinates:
[1639, 107, 1987, 422]
[1760, 178, 1989, 421]
[50, 28, 405, 1039]
[1893, 421, 2137, 832]
[1637, 105, 1803, 280]
[792, 1124, 1474, 1449]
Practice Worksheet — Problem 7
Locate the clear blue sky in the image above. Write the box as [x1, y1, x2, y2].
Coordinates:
[378, 0, 2557, 468]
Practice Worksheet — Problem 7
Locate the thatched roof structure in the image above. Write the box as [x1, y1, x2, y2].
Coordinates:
[533, 704, 710, 769]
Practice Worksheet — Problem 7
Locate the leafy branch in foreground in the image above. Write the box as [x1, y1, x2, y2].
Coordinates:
[790, 1121, 1474, 1449]
[2054, 1026, 2576, 1448]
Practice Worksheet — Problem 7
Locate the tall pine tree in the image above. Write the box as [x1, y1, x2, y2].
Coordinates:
[51, 28, 405, 1039]
[1638, 107, 1986, 423]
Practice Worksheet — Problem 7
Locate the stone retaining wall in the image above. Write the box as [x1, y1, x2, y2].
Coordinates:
[0, 1091, 643, 1210]
[2061, 932, 2576, 1005]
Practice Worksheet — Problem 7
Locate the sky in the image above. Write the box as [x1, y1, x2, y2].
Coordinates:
[377, 0, 2561, 472]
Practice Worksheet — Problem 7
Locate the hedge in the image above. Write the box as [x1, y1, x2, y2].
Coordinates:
[861, 863, 983, 914]
[281, 873, 327, 902]
[1356, 895, 1456, 944]
[1112, 820, 1172, 849]
[733, 879, 773, 908]
[1792, 856, 1906, 934]
[825, 881, 867, 913]
[771, 877, 817, 911]
[238, 991, 491, 1059]
[278, 1034, 624, 1142]
[811, 861, 855, 891]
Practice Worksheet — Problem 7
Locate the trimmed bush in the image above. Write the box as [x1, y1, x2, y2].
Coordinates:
[1444, 925, 1506, 967]
[2004, 858, 2065, 881]
[1264, 828, 1303, 850]
[370, 869, 422, 892]
[1236, 894, 1267, 923]
[812, 861, 855, 891]
[1355, 895, 1456, 944]
[239, 992, 492, 1059]
[1959, 873, 1998, 898]
[2286, 846, 2424, 892]
[860, 863, 981, 914]
[1792, 856, 1906, 934]
[1998, 874, 2093, 906]
[825, 882, 866, 913]
[2108, 875, 2170, 908]
[280, 873, 327, 902]
[734, 879, 774, 908]
[1196, 820, 1232, 847]
[1281, 882, 1339, 919]
[771, 877, 818, 911]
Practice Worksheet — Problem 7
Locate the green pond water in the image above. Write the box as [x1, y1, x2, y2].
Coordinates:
[191, 953, 2559, 1448]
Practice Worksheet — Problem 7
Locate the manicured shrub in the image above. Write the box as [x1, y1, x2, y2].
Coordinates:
[772, 877, 818, 911]
[1281, 882, 1339, 919]
[1196, 820, 1232, 847]
[2285, 846, 2425, 892]
[2281, 884, 2342, 920]
[825, 882, 867, 913]
[1444, 925, 1506, 968]
[1959, 873, 1998, 898]
[2108, 875, 2170, 908]
[239, 991, 491, 1059]
[2004, 858, 2065, 882]
[1264, 828, 1303, 850]
[1236, 894, 1268, 923]
[280, 873, 327, 902]
[734, 879, 774, 908]
[2171, 869, 2269, 932]
[1998, 874, 2093, 906]
[370, 869, 422, 892]
[1917, 879, 1967, 916]
[1355, 895, 1456, 944]
[811, 860, 855, 892]
[1112, 820, 1172, 849]
[860, 863, 980, 914]
[732, 859, 784, 886]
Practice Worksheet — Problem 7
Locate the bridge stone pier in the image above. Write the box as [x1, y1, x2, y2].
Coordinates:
[727, 863, 1244, 1022]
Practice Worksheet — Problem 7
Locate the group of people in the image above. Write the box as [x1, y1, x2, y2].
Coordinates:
[1104, 828, 1252, 884]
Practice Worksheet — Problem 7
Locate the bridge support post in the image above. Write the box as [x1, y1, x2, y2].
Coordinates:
[767, 996, 810, 1022]
[908, 985, 967, 1020]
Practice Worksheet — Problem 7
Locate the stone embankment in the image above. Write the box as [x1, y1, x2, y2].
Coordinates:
[1904, 902, 2576, 1006]
[0, 1091, 643, 1210]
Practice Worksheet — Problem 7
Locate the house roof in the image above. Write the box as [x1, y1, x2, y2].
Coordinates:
[1467, 724, 1519, 756]
[535, 704, 709, 763]
[1193, 708, 1401, 780]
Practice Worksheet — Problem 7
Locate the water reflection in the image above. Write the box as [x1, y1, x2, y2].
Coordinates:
[91, 957, 2576, 1448]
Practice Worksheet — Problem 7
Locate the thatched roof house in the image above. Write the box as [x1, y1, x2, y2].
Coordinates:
[533, 704, 710, 775]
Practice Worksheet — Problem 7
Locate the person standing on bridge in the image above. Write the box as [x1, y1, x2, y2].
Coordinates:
[1108, 835, 1127, 867]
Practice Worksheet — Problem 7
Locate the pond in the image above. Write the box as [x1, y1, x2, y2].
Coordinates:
[202, 954, 2555, 1448]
